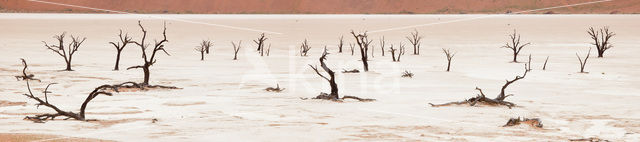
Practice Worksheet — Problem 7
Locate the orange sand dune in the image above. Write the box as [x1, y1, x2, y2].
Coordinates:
[1, 0, 639, 14]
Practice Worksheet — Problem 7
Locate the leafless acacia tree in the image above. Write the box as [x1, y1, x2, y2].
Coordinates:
[232, 41, 242, 60]
[351, 31, 372, 72]
[576, 48, 591, 73]
[254, 33, 268, 56]
[43, 32, 86, 71]
[430, 64, 530, 108]
[195, 40, 213, 61]
[109, 30, 133, 70]
[300, 39, 311, 56]
[337, 36, 344, 53]
[349, 43, 355, 56]
[406, 29, 423, 55]
[587, 27, 615, 58]
[15, 58, 40, 82]
[126, 21, 171, 86]
[502, 30, 531, 63]
[307, 48, 375, 102]
[379, 36, 386, 56]
[389, 43, 405, 62]
[442, 48, 456, 72]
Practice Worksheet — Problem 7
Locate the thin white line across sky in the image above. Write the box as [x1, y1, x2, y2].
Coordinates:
[368, 0, 614, 33]
[27, 0, 284, 35]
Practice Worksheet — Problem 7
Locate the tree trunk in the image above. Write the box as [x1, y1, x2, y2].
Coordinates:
[329, 77, 339, 100]
[512, 53, 518, 62]
[114, 51, 122, 70]
[142, 65, 150, 85]
[65, 61, 72, 71]
[446, 61, 451, 72]
[201, 52, 204, 61]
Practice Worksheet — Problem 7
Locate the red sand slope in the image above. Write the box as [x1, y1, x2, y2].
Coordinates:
[1, 0, 639, 14]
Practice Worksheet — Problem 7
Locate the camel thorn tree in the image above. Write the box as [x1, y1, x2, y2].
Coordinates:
[442, 48, 456, 72]
[502, 29, 531, 63]
[587, 26, 615, 58]
[306, 47, 375, 102]
[337, 36, 344, 53]
[300, 39, 311, 56]
[406, 29, 423, 55]
[43, 32, 86, 71]
[389, 43, 405, 62]
[232, 40, 242, 60]
[195, 40, 213, 61]
[109, 30, 134, 70]
[576, 48, 591, 73]
[350, 30, 372, 72]
[125, 21, 178, 89]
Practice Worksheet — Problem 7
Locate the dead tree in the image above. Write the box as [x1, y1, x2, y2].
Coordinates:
[389, 43, 405, 62]
[21, 80, 121, 123]
[254, 33, 268, 56]
[406, 29, 423, 55]
[351, 31, 372, 72]
[232, 41, 242, 60]
[349, 43, 355, 56]
[429, 64, 530, 109]
[127, 21, 172, 87]
[14, 58, 40, 82]
[502, 30, 531, 63]
[542, 56, 549, 70]
[379, 36, 386, 56]
[109, 30, 133, 71]
[576, 48, 591, 73]
[587, 27, 615, 58]
[300, 39, 311, 56]
[401, 70, 414, 78]
[195, 40, 213, 61]
[265, 84, 285, 92]
[337, 36, 344, 53]
[43, 32, 86, 71]
[307, 48, 375, 102]
[503, 117, 543, 128]
[442, 48, 456, 72]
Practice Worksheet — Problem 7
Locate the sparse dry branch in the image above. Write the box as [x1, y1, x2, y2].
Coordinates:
[15, 58, 40, 82]
[542, 56, 549, 70]
[429, 64, 530, 108]
[351, 30, 372, 72]
[442, 48, 456, 72]
[265, 84, 285, 92]
[266, 44, 271, 56]
[109, 29, 133, 70]
[576, 48, 591, 73]
[127, 21, 176, 89]
[503, 117, 543, 128]
[406, 29, 423, 55]
[232, 41, 242, 60]
[502, 29, 531, 63]
[588, 26, 615, 58]
[43, 32, 85, 71]
[401, 70, 414, 78]
[349, 43, 355, 56]
[379, 36, 386, 56]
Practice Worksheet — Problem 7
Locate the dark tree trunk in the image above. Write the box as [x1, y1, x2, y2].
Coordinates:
[114, 51, 122, 70]
[446, 62, 451, 72]
[201, 52, 204, 61]
[142, 65, 150, 85]
[65, 61, 72, 71]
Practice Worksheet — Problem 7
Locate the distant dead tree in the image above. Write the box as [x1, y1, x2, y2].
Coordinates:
[337, 36, 344, 53]
[195, 40, 213, 61]
[300, 39, 311, 56]
[307, 48, 375, 102]
[43, 32, 86, 71]
[232, 41, 242, 60]
[442, 48, 456, 72]
[587, 27, 615, 57]
[351, 30, 372, 72]
[430, 63, 531, 109]
[265, 83, 285, 92]
[542, 56, 549, 70]
[502, 30, 531, 63]
[379, 36, 386, 56]
[389, 43, 405, 62]
[126, 21, 174, 88]
[576, 48, 591, 73]
[14, 58, 40, 82]
[109, 30, 133, 70]
[254, 33, 268, 56]
[266, 44, 271, 56]
[349, 43, 355, 56]
[406, 29, 423, 55]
